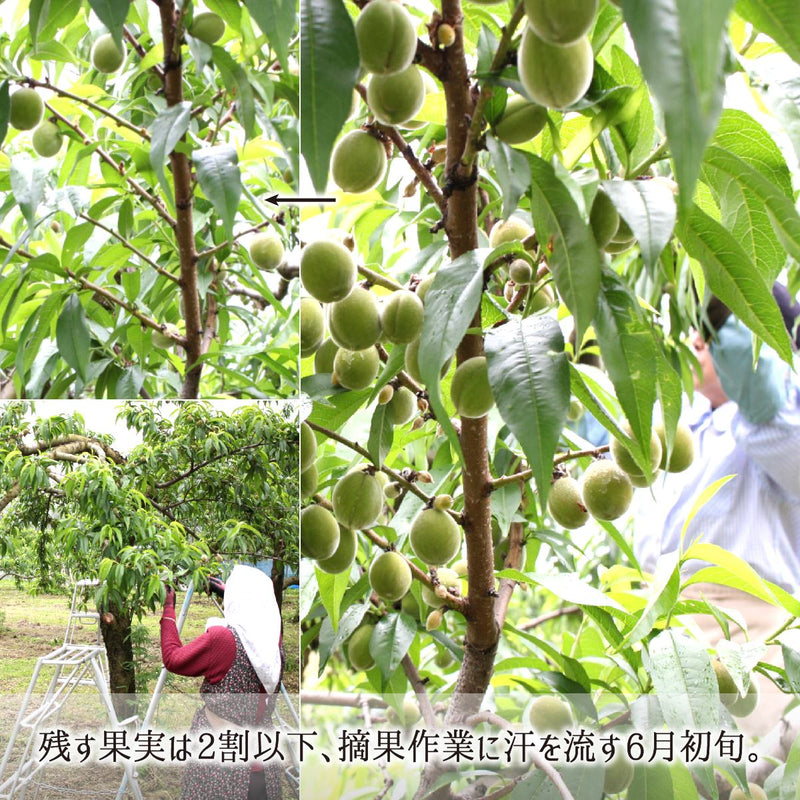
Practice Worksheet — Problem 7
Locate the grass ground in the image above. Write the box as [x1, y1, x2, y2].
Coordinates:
[0, 580, 299, 799]
[0, 580, 299, 694]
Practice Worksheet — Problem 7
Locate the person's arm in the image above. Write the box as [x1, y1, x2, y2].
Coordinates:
[709, 316, 790, 425]
[160, 588, 236, 684]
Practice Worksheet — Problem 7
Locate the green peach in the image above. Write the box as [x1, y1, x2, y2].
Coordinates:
[519, 27, 594, 109]
[410, 508, 462, 566]
[333, 346, 380, 391]
[369, 550, 412, 601]
[300, 239, 357, 303]
[301, 504, 340, 560]
[189, 12, 225, 45]
[523, 0, 599, 45]
[450, 356, 494, 418]
[300, 297, 325, 357]
[489, 216, 532, 248]
[348, 624, 376, 671]
[250, 231, 284, 270]
[381, 289, 424, 345]
[9, 88, 44, 130]
[329, 287, 382, 351]
[367, 66, 426, 126]
[355, 0, 417, 75]
[547, 476, 589, 529]
[388, 385, 417, 425]
[421, 567, 459, 608]
[32, 121, 63, 157]
[91, 33, 125, 74]
[314, 339, 339, 374]
[332, 469, 384, 529]
[581, 459, 633, 521]
[494, 96, 548, 145]
[331, 130, 387, 194]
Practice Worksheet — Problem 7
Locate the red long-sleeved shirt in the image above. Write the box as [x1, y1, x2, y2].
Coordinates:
[160, 606, 236, 684]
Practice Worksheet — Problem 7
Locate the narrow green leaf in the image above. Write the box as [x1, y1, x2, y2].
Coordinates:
[29, 0, 51, 49]
[192, 145, 242, 239]
[10, 156, 48, 230]
[736, 0, 800, 65]
[149, 102, 191, 207]
[0, 81, 9, 148]
[679, 475, 735, 550]
[593, 271, 658, 477]
[88, 0, 131, 47]
[211, 48, 256, 140]
[55, 294, 90, 381]
[486, 135, 531, 221]
[418, 249, 486, 463]
[628, 763, 674, 800]
[779, 630, 800, 696]
[779, 719, 800, 800]
[602, 180, 676, 271]
[610, 45, 656, 171]
[301, 0, 360, 191]
[528, 155, 602, 348]
[115, 366, 145, 399]
[485, 315, 569, 509]
[683, 542, 800, 615]
[367, 401, 394, 466]
[677, 204, 794, 362]
[647, 631, 719, 796]
[315, 567, 352, 632]
[371, 612, 416, 683]
[621, 0, 735, 209]
[703, 145, 800, 269]
[497, 569, 625, 611]
[244, 0, 294, 70]
[623, 552, 680, 646]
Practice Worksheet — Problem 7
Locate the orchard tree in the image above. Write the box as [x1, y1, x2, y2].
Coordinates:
[0, 400, 298, 708]
[0, 0, 298, 399]
[299, 0, 800, 798]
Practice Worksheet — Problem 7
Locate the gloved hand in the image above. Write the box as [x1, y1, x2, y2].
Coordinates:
[206, 576, 226, 599]
[163, 585, 177, 618]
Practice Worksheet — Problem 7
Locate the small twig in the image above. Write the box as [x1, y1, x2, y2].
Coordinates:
[78, 213, 179, 283]
[196, 219, 276, 261]
[23, 76, 151, 141]
[461, 2, 526, 169]
[494, 522, 525, 629]
[401, 655, 437, 728]
[358, 264, 404, 292]
[489, 446, 609, 491]
[306, 421, 441, 511]
[123, 25, 165, 80]
[629, 140, 670, 179]
[63, 266, 187, 345]
[45, 104, 176, 228]
[520, 606, 581, 631]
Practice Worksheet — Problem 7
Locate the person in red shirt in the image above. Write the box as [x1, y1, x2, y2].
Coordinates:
[161, 564, 284, 800]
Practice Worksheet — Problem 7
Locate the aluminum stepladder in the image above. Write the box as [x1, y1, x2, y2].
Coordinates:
[0, 580, 142, 800]
[115, 587, 301, 799]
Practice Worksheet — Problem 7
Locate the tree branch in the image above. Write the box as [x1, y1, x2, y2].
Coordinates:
[152, 443, 264, 489]
[61, 265, 188, 346]
[306, 421, 450, 515]
[78, 213, 179, 284]
[23, 76, 151, 141]
[44, 104, 176, 228]
[401, 655, 437, 728]
[489, 445, 610, 491]
[157, 0, 204, 399]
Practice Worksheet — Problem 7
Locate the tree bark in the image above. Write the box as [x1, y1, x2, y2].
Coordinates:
[158, 0, 204, 398]
[414, 2, 498, 798]
[271, 541, 286, 610]
[99, 600, 136, 721]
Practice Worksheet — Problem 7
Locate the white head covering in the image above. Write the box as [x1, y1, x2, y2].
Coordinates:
[205, 564, 282, 692]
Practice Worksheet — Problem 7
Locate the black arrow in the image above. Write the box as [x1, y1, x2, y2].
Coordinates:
[266, 193, 337, 206]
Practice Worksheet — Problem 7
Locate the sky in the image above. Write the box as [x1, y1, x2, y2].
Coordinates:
[22, 400, 298, 456]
